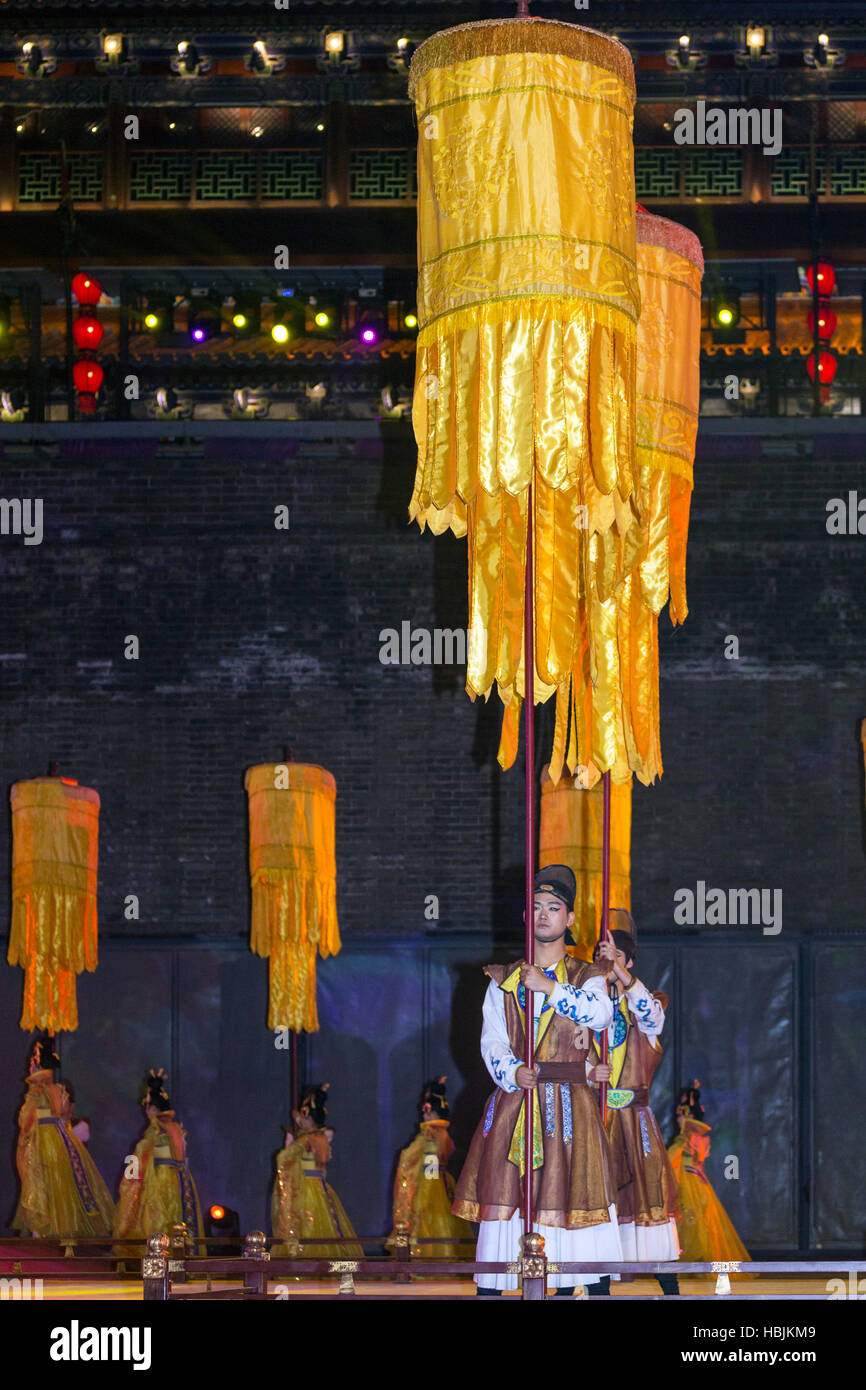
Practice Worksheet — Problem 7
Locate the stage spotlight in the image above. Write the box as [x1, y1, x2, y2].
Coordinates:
[173, 40, 209, 78]
[318, 29, 358, 74]
[230, 293, 261, 337]
[388, 36, 413, 74]
[101, 33, 129, 65]
[404, 312, 418, 331]
[1, 388, 26, 421]
[709, 289, 744, 343]
[247, 39, 283, 75]
[140, 293, 174, 335]
[308, 293, 341, 335]
[188, 292, 222, 343]
[710, 289, 741, 330]
[271, 300, 306, 344]
[205, 1203, 241, 1256]
[737, 23, 776, 67]
[19, 42, 55, 78]
[805, 33, 844, 69]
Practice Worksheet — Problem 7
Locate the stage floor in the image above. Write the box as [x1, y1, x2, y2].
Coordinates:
[13, 1276, 833, 1300]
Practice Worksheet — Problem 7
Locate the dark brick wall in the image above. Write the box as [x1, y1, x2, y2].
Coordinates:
[0, 421, 864, 943]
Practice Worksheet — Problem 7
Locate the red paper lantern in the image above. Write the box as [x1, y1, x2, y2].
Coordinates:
[807, 307, 837, 341]
[806, 351, 837, 385]
[72, 314, 104, 351]
[76, 392, 97, 414]
[71, 272, 103, 307]
[73, 359, 104, 394]
[805, 262, 836, 297]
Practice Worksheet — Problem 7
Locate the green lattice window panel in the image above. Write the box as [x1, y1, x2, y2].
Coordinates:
[196, 152, 258, 201]
[829, 149, 866, 197]
[18, 153, 103, 204]
[260, 150, 323, 200]
[684, 151, 743, 198]
[350, 149, 411, 200]
[130, 153, 192, 202]
[770, 148, 828, 198]
[635, 149, 680, 200]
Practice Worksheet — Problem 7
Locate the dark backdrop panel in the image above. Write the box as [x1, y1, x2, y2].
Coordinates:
[175, 948, 291, 1236]
[680, 942, 797, 1247]
[811, 944, 866, 1248]
[307, 946, 425, 1236]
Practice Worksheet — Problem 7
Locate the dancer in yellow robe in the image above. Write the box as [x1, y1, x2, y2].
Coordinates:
[14, 1035, 114, 1242]
[113, 1069, 204, 1257]
[667, 1082, 751, 1274]
[387, 1077, 474, 1263]
[271, 1083, 362, 1261]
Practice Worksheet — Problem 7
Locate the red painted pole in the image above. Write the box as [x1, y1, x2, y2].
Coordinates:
[523, 482, 536, 1238]
[599, 770, 611, 1125]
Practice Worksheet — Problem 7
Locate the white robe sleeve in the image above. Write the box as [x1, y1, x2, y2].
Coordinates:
[625, 978, 665, 1039]
[480, 979, 521, 1093]
[549, 972, 613, 1030]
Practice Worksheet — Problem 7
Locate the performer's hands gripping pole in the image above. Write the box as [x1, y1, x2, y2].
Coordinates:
[523, 481, 536, 1237]
[599, 770, 611, 1125]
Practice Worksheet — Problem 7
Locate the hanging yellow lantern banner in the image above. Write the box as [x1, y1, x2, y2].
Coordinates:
[8, 777, 99, 1032]
[539, 765, 631, 960]
[245, 763, 340, 1033]
[408, 19, 640, 757]
[555, 210, 704, 788]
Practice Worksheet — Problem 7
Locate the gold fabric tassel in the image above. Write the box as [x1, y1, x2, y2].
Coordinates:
[8, 778, 100, 1032]
[246, 763, 341, 1033]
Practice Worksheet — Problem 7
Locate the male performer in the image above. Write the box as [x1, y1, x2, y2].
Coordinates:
[452, 865, 622, 1296]
[587, 913, 680, 1295]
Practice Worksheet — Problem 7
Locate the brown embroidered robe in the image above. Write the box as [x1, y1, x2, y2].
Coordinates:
[452, 956, 617, 1230]
[588, 987, 679, 1226]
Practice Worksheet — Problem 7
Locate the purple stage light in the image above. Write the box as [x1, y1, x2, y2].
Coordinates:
[192, 327, 206, 342]
[361, 327, 377, 343]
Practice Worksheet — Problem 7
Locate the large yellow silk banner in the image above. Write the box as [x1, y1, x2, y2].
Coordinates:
[552, 210, 704, 786]
[8, 777, 99, 1032]
[539, 766, 631, 960]
[246, 763, 341, 1033]
[408, 19, 639, 762]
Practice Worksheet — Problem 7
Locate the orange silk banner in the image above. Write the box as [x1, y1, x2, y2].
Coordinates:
[551, 211, 704, 787]
[245, 762, 341, 1033]
[539, 765, 631, 960]
[408, 18, 639, 771]
[8, 777, 100, 1032]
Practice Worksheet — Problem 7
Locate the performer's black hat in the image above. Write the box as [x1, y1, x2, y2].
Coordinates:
[534, 864, 576, 911]
[676, 1078, 705, 1122]
[141, 1067, 173, 1113]
[30, 1032, 60, 1074]
[298, 1083, 329, 1129]
[421, 1076, 449, 1119]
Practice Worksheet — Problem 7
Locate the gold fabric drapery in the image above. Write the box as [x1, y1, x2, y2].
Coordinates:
[539, 766, 631, 960]
[408, 19, 640, 773]
[7, 777, 99, 1032]
[245, 763, 341, 1033]
[549, 210, 704, 787]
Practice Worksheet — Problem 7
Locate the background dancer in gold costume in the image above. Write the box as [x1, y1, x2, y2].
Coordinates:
[113, 1068, 204, 1258]
[387, 1077, 474, 1264]
[271, 1082, 363, 1261]
[14, 1034, 114, 1246]
[668, 1082, 751, 1276]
